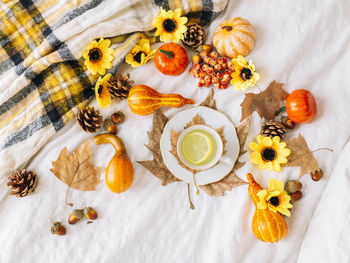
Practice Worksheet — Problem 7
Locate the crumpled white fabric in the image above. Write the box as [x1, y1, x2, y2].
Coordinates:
[1, 0, 350, 262]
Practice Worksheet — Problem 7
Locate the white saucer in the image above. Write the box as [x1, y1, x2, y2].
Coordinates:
[160, 106, 239, 185]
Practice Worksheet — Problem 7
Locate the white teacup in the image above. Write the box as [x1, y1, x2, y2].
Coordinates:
[177, 125, 234, 171]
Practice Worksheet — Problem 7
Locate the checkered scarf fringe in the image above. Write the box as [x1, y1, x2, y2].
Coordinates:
[0, 0, 228, 177]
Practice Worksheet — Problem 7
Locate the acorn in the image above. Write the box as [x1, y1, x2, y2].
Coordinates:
[111, 111, 125, 124]
[68, 209, 84, 224]
[285, 180, 302, 194]
[311, 169, 323, 181]
[104, 119, 117, 133]
[281, 116, 295, 129]
[84, 207, 98, 220]
[51, 222, 66, 236]
[290, 191, 302, 202]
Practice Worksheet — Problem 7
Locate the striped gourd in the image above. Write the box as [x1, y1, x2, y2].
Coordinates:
[213, 17, 255, 59]
[247, 173, 288, 243]
[128, 85, 195, 116]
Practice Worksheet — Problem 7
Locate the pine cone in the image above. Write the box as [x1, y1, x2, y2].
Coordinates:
[182, 23, 205, 50]
[77, 107, 103, 133]
[7, 169, 38, 197]
[261, 121, 287, 139]
[107, 73, 134, 100]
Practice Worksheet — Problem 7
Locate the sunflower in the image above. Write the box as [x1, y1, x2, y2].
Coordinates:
[125, 38, 156, 68]
[230, 55, 260, 91]
[250, 135, 291, 173]
[95, 74, 112, 108]
[153, 8, 188, 43]
[257, 179, 293, 217]
[83, 38, 114, 75]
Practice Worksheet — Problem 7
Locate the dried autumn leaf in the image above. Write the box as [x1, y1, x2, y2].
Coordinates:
[137, 110, 179, 186]
[199, 117, 251, 196]
[200, 89, 216, 109]
[240, 81, 289, 122]
[284, 133, 319, 177]
[184, 114, 205, 129]
[50, 140, 104, 191]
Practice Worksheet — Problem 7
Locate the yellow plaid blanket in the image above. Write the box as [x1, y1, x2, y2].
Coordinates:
[0, 0, 227, 177]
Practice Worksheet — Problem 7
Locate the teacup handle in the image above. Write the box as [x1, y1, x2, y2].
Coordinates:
[219, 156, 234, 166]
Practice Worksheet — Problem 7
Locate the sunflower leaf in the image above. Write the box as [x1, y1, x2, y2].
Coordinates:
[284, 134, 320, 177]
[240, 81, 289, 122]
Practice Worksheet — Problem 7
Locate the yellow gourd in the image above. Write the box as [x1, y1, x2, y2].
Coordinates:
[128, 85, 195, 116]
[247, 173, 288, 243]
[93, 133, 133, 193]
[213, 18, 256, 59]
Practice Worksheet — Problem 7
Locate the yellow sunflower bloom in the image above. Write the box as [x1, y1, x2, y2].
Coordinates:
[230, 55, 260, 91]
[83, 38, 114, 75]
[153, 8, 188, 43]
[125, 38, 156, 68]
[257, 179, 293, 217]
[95, 73, 112, 108]
[250, 135, 291, 173]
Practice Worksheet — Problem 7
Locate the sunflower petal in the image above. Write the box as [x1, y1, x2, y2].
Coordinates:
[250, 142, 262, 152]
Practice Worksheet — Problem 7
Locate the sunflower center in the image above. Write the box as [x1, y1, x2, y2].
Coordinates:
[262, 147, 277, 162]
[98, 85, 103, 95]
[163, 19, 177, 32]
[88, 48, 102, 62]
[240, 68, 252, 80]
[134, 51, 145, 63]
[269, 196, 279, 206]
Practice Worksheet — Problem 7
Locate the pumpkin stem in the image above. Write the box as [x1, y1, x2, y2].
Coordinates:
[158, 49, 174, 58]
[221, 25, 233, 31]
[275, 107, 286, 116]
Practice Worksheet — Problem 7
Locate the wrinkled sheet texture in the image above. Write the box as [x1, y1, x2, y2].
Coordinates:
[1, 0, 350, 262]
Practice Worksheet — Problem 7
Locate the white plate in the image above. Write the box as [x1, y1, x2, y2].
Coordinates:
[160, 106, 240, 185]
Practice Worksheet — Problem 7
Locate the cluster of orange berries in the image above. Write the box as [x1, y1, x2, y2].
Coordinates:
[189, 49, 234, 89]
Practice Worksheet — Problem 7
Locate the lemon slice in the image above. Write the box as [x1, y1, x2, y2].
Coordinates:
[181, 131, 212, 165]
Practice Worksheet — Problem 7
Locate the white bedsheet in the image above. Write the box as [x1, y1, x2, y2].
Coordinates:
[1, 0, 350, 262]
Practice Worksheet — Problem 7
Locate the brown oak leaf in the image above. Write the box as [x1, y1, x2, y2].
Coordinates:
[284, 133, 319, 177]
[199, 116, 251, 196]
[240, 81, 289, 122]
[50, 140, 104, 191]
[137, 110, 179, 186]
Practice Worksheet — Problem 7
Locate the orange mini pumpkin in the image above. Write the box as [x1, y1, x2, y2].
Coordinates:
[286, 89, 317, 124]
[247, 173, 288, 243]
[213, 17, 256, 59]
[154, 42, 188, 75]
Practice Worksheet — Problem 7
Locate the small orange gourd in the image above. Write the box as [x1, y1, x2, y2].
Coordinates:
[247, 173, 288, 243]
[213, 17, 256, 59]
[93, 133, 133, 193]
[128, 85, 195, 116]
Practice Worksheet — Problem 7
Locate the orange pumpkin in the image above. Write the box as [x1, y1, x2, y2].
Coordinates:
[128, 85, 195, 116]
[93, 134, 133, 193]
[213, 17, 255, 59]
[286, 89, 317, 124]
[154, 42, 188, 75]
[247, 173, 288, 243]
